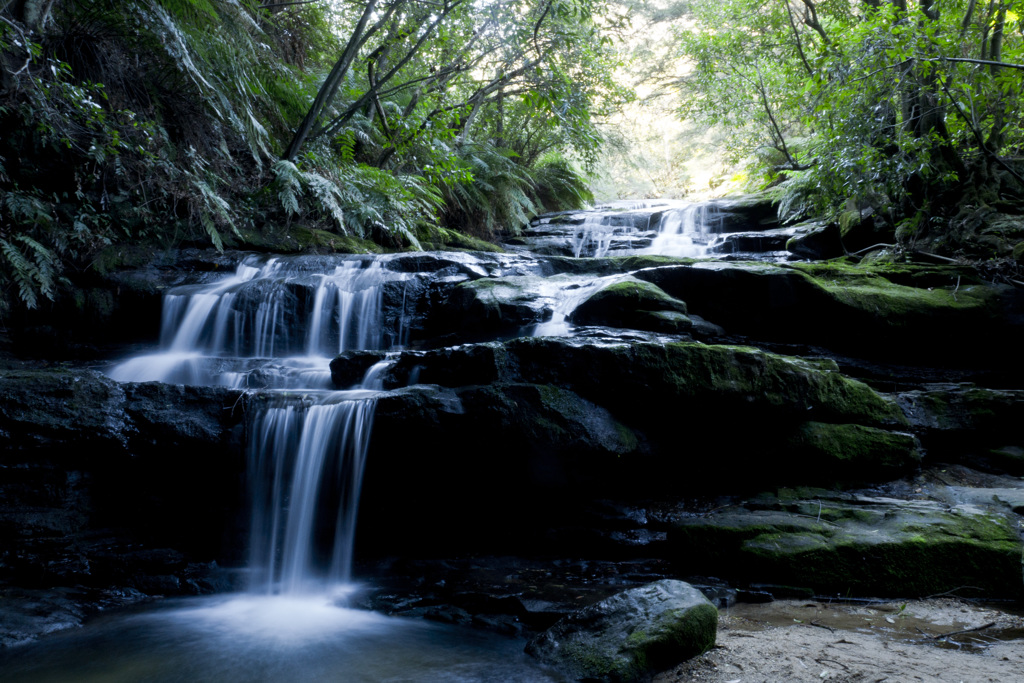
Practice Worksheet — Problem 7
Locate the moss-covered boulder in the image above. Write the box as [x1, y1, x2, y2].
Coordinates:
[334, 338, 918, 501]
[346, 337, 908, 431]
[525, 580, 717, 682]
[669, 490, 1024, 598]
[632, 260, 1022, 367]
[570, 277, 692, 333]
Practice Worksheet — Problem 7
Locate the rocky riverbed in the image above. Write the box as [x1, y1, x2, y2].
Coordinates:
[1, 196, 1022, 680]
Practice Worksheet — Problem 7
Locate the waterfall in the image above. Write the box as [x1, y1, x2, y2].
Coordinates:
[572, 214, 615, 258]
[109, 256, 399, 388]
[532, 274, 624, 337]
[646, 203, 720, 257]
[246, 390, 377, 594]
[105, 254, 405, 595]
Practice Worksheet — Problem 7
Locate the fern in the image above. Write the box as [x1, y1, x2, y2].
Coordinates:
[271, 159, 346, 231]
[0, 236, 59, 310]
[272, 160, 303, 215]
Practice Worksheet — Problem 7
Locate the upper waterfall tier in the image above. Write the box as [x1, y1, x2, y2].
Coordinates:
[105, 251, 548, 388]
[515, 195, 781, 259]
[108, 255, 407, 388]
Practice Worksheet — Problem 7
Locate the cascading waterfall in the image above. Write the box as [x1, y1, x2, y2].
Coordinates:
[109, 256, 398, 389]
[646, 202, 720, 257]
[246, 390, 378, 595]
[106, 254, 406, 596]
[573, 214, 615, 258]
[531, 274, 624, 337]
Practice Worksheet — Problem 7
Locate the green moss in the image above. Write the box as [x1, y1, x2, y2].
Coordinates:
[571, 277, 690, 332]
[613, 254, 701, 270]
[418, 226, 505, 253]
[781, 261, 999, 323]
[671, 496, 1023, 598]
[784, 422, 921, 482]
[559, 641, 615, 678]
[230, 224, 387, 253]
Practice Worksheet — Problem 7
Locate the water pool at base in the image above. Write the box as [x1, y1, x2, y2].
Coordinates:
[0, 594, 563, 683]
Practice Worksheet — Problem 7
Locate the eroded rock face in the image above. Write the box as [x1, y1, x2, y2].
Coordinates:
[0, 369, 246, 611]
[526, 579, 718, 683]
[897, 385, 1024, 474]
[344, 337, 922, 556]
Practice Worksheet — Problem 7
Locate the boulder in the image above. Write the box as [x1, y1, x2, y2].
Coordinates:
[838, 208, 896, 253]
[437, 275, 571, 337]
[706, 193, 780, 232]
[786, 222, 844, 259]
[632, 260, 1022, 367]
[781, 422, 922, 485]
[570, 277, 692, 334]
[708, 227, 796, 255]
[526, 580, 717, 683]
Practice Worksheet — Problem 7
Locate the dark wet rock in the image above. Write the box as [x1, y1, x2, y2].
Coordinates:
[526, 579, 717, 683]
[434, 275, 560, 336]
[521, 208, 665, 258]
[0, 367, 248, 641]
[897, 384, 1024, 474]
[347, 338, 920, 557]
[668, 489, 1024, 599]
[707, 193, 780, 233]
[786, 222, 844, 259]
[709, 228, 796, 255]
[688, 314, 725, 339]
[571, 277, 691, 334]
[541, 254, 699, 277]
[472, 613, 524, 636]
[839, 209, 896, 254]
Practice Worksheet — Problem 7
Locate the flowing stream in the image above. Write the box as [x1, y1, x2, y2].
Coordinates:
[2, 201, 724, 680]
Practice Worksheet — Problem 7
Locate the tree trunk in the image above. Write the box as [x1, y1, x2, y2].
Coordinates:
[282, 0, 384, 161]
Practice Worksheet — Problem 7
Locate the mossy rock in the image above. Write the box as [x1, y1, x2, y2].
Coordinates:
[418, 226, 505, 253]
[539, 254, 699, 277]
[571, 277, 692, 333]
[382, 338, 908, 431]
[669, 493, 1024, 598]
[526, 580, 718, 682]
[443, 275, 560, 335]
[633, 260, 1019, 366]
[783, 422, 922, 485]
[506, 338, 909, 430]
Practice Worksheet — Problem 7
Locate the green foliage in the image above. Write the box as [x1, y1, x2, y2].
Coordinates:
[676, 0, 1024, 245]
[0, 0, 622, 310]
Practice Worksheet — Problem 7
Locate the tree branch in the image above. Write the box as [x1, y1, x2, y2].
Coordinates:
[799, 0, 830, 44]
[318, 0, 464, 141]
[924, 56, 1024, 70]
[781, 0, 815, 77]
[937, 69, 1024, 188]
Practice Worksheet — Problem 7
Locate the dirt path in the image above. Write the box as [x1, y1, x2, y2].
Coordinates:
[654, 598, 1024, 683]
